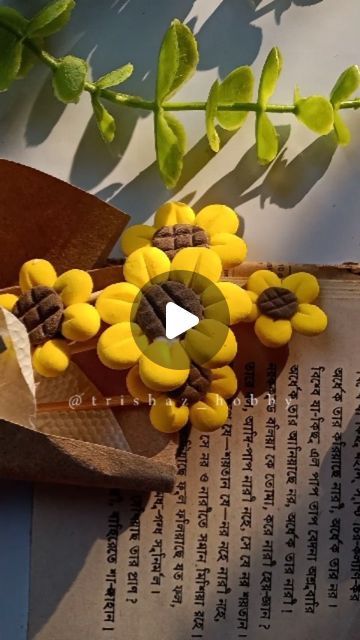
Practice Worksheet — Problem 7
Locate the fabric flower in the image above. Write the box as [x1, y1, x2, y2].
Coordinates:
[126, 362, 238, 433]
[245, 270, 328, 348]
[96, 245, 252, 430]
[119, 201, 247, 269]
[0, 259, 101, 377]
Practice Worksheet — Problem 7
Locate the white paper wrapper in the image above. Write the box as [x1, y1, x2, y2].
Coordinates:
[0, 309, 129, 451]
[0, 308, 36, 426]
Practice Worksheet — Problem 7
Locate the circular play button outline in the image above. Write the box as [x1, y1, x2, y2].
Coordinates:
[130, 269, 231, 370]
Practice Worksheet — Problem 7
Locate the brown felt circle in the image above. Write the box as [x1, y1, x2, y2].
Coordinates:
[135, 281, 203, 341]
[131, 269, 230, 370]
[152, 224, 209, 260]
[257, 286, 298, 320]
[169, 364, 212, 406]
[13, 285, 64, 345]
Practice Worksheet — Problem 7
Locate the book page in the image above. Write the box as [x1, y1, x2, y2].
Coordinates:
[28, 267, 360, 639]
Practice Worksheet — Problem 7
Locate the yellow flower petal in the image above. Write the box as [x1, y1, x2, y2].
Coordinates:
[32, 339, 70, 378]
[61, 303, 101, 342]
[291, 303, 328, 336]
[126, 364, 160, 403]
[243, 290, 260, 322]
[183, 319, 237, 368]
[123, 246, 170, 289]
[247, 269, 281, 295]
[54, 269, 93, 306]
[190, 392, 228, 432]
[195, 204, 239, 235]
[0, 293, 18, 311]
[201, 281, 252, 325]
[19, 259, 57, 293]
[95, 283, 140, 325]
[150, 395, 189, 433]
[282, 272, 320, 303]
[209, 366, 238, 399]
[171, 247, 222, 293]
[97, 322, 147, 370]
[139, 340, 190, 392]
[154, 201, 195, 227]
[120, 224, 156, 256]
[209, 233, 247, 269]
[254, 315, 292, 348]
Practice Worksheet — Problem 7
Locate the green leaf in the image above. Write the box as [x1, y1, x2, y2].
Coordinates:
[293, 84, 301, 104]
[206, 80, 220, 152]
[258, 47, 283, 109]
[156, 19, 198, 103]
[96, 63, 133, 89]
[155, 109, 186, 188]
[0, 28, 23, 91]
[330, 65, 360, 108]
[52, 55, 87, 103]
[217, 66, 254, 131]
[17, 38, 43, 78]
[28, 0, 75, 37]
[333, 110, 351, 146]
[255, 112, 278, 165]
[296, 95, 334, 134]
[91, 95, 116, 142]
[0, 7, 28, 33]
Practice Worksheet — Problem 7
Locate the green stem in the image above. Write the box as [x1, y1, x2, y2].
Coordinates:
[2, 22, 360, 115]
[162, 101, 297, 113]
[24, 33, 156, 110]
[338, 98, 360, 110]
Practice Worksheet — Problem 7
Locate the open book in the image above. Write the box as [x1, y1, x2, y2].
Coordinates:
[28, 263, 360, 639]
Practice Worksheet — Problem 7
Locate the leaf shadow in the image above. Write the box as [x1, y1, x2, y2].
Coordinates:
[238, 131, 338, 210]
[253, 0, 324, 25]
[193, 124, 291, 212]
[69, 106, 138, 191]
[93, 132, 234, 224]
[25, 74, 67, 146]
[195, 0, 263, 76]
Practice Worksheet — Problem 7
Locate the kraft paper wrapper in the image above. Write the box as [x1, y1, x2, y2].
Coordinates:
[0, 162, 177, 493]
[0, 269, 178, 493]
[0, 160, 130, 287]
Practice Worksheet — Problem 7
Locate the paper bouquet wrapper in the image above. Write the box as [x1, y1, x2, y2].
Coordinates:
[0, 161, 177, 493]
[0, 263, 178, 494]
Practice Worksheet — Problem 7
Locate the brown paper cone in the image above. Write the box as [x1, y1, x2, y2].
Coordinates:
[0, 160, 129, 287]
[0, 162, 178, 493]
[0, 420, 176, 492]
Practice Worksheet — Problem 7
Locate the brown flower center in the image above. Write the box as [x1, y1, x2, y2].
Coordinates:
[257, 286, 298, 320]
[135, 280, 203, 341]
[13, 285, 64, 346]
[170, 364, 212, 406]
[152, 224, 209, 260]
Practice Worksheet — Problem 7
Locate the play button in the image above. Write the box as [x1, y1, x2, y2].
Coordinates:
[165, 302, 199, 340]
[130, 268, 230, 370]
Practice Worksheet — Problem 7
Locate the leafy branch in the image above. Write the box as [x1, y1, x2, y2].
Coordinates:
[1, 1, 360, 188]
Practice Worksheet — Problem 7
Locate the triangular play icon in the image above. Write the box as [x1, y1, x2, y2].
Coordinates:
[165, 302, 199, 340]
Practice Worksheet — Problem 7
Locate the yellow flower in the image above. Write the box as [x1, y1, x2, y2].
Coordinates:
[3, 259, 101, 377]
[96, 245, 251, 429]
[126, 362, 237, 434]
[120, 201, 247, 269]
[246, 270, 328, 348]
